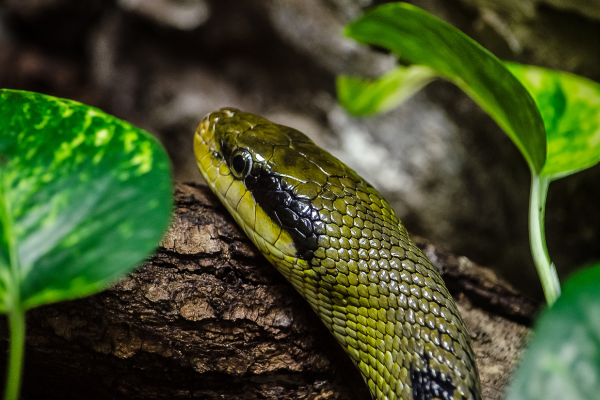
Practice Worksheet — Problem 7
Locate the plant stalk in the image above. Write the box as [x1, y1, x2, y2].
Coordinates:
[0, 172, 25, 400]
[3, 305, 25, 400]
[529, 174, 560, 305]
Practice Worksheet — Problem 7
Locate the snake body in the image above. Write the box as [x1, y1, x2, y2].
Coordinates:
[194, 108, 481, 400]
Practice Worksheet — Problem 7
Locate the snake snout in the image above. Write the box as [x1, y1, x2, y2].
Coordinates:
[197, 108, 242, 143]
[219, 107, 238, 117]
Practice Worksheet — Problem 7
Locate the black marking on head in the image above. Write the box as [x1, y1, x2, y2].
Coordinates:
[410, 353, 457, 400]
[247, 167, 323, 260]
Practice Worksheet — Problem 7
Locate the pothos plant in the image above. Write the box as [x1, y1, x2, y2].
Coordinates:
[0, 89, 173, 400]
[336, 3, 600, 399]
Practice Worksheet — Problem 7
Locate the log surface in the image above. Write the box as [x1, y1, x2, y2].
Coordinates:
[0, 183, 536, 400]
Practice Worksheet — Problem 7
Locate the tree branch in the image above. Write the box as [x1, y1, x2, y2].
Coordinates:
[0, 183, 537, 400]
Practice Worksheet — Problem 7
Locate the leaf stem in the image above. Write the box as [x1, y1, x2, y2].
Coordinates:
[529, 174, 560, 305]
[0, 168, 25, 400]
[3, 305, 25, 400]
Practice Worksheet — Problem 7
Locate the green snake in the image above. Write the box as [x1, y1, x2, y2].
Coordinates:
[194, 108, 481, 400]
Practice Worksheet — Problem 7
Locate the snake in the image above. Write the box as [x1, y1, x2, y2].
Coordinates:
[193, 108, 481, 400]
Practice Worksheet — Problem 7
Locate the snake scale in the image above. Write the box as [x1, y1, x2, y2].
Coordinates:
[194, 108, 481, 400]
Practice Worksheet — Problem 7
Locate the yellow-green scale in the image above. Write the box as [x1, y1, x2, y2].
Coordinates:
[194, 108, 481, 400]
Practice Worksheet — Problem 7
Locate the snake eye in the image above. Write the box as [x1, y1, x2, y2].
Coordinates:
[230, 148, 253, 179]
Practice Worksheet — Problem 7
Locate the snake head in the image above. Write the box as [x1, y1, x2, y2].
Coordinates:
[195, 108, 285, 172]
[194, 107, 348, 260]
[195, 107, 352, 182]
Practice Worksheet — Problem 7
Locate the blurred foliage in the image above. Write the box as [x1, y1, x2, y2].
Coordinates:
[507, 63, 600, 180]
[341, 2, 546, 174]
[505, 263, 600, 400]
[0, 89, 173, 400]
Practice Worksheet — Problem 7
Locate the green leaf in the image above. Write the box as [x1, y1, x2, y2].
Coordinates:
[505, 263, 600, 400]
[506, 63, 600, 180]
[344, 2, 546, 174]
[337, 65, 437, 116]
[0, 89, 173, 311]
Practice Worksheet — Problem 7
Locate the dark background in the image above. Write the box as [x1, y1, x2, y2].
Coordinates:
[1, 0, 600, 298]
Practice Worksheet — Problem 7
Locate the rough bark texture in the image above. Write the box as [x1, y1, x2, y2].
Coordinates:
[1, 183, 536, 400]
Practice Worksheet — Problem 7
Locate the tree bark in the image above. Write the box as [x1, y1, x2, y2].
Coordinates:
[0, 183, 538, 400]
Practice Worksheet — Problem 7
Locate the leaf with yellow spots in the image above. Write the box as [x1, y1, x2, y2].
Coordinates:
[0, 89, 173, 311]
[506, 63, 600, 180]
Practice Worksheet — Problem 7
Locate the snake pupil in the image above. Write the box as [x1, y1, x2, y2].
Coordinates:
[232, 155, 246, 174]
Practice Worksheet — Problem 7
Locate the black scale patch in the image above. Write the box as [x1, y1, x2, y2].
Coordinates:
[410, 353, 458, 400]
[244, 169, 323, 260]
